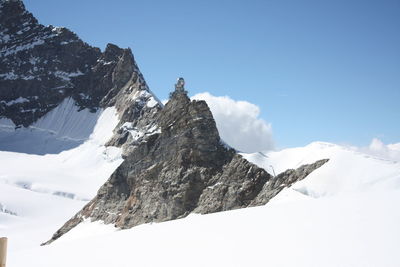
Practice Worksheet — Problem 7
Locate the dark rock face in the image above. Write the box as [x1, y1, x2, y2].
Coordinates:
[3, 0, 329, 246]
[249, 158, 329, 206]
[44, 91, 328, 244]
[0, 0, 150, 127]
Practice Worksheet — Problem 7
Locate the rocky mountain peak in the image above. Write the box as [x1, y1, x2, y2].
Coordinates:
[1, 1, 329, 246]
[43, 79, 328, 244]
[0, 0, 31, 21]
[103, 43, 127, 60]
[159, 84, 226, 167]
[0, 1, 148, 127]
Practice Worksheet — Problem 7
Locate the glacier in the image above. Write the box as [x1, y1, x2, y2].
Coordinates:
[0, 97, 103, 154]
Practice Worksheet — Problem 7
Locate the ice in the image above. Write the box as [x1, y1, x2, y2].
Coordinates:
[0, 97, 103, 154]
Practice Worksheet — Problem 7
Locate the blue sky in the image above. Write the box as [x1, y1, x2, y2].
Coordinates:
[24, 0, 400, 148]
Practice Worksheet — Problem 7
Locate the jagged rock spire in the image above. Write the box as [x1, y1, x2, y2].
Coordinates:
[43, 83, 329, 244]
[170, 77, 188, 99]
[175, 77, 185, 92]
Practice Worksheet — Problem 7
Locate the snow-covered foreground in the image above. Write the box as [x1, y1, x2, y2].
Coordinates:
[0, 107, 123, 251]
[9, 190, 400, 267]
[1, 140, 399, 266]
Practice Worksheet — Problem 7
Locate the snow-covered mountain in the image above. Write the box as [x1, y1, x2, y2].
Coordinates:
[0, 0, 161, 155]
[1, 1, 399, 266]
[1, 0, 328, 247]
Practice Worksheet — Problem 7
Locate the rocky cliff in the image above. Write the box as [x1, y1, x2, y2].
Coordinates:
[0, 0, 157, 127]
[44, 88, 328, 244]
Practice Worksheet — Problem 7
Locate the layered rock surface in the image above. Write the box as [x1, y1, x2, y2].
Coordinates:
[0, 0, 158, 127]
[44, 90, 328, 244]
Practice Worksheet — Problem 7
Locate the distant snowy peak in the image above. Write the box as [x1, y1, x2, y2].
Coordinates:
[0, 0, 154, 129]
[242, 141, 400, 199]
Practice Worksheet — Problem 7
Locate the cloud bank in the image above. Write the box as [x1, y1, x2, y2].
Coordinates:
[357, 138, 400, 162]
[192, 92, 274, 153]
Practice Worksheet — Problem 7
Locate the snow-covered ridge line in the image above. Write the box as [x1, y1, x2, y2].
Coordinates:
[243, 141, 400, 198]
[242, 141, 399, 176]
[304, 141, 400, 164]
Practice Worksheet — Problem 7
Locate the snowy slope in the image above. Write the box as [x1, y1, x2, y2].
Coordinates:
[2, 141, 399, 267]
[0, 97, 103, 154]
[0, 107, 123, 251]
[9, 191, 400, 267]
[242, 142, 400, 196]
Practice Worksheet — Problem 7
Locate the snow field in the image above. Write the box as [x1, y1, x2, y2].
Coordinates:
[0, 97, 103, 154]
[9, 189, 400, 267]
[0, 106, 123, 252]
[0, 101, 399, 266]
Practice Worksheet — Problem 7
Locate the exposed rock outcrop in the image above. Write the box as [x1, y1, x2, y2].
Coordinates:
[249, 158, 329, 206]
[1, 0, 329, 246]
[0, 0, 158, 127]
[44, 89, 328, 244]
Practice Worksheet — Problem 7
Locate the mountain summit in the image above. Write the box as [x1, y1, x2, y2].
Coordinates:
[0, 0, 161, 154]
[0, 0, 148, 126]
[0, 0, 327, 245]
[44, 80, 328, 244]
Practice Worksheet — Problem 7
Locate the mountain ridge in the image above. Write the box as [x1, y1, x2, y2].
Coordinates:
[0, 0, 329, 246]
[0, 0, 162, 154]
[43, 88, 328, 244]
[0, 0, 157, 128]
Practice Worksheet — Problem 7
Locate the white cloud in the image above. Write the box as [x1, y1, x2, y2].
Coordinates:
[192, 92, 274, 153]
[355, 138, 400, 162]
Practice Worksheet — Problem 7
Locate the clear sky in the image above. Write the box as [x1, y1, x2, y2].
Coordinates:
[24, 0, 400, 148]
